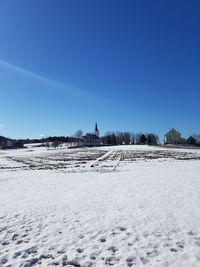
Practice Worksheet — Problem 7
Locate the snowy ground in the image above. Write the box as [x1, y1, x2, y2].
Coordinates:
[1, 145, 200, 267]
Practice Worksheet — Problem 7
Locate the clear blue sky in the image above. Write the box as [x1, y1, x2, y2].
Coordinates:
[0, 0, 200, 140]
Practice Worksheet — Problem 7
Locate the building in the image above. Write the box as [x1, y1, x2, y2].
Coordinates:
[164, 128, 186, 145]
[80, 133, 100, 146]
[0, 136, 15, 149]
[187, 136, 197, 145]
[0, 136, 24, 149]
[80, 123, 101, 147]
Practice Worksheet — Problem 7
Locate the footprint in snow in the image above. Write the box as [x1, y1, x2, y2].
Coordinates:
[16, 240, 23, 245]
[90, 253, 97, 260]
[176, 241, 184, 249]
[195, 240, 200, 247]
[99, 237, 106, 243]
[143, 231, 149, 238]
[140, 256, 149, 265]
[105, 256, 120, 265]
[13, 251, 22, 259]
[108, 246, 118, 253]
[146, 249, 158, 257]
[119, 227, 126, 232]
[19, 257, 39, 267]
[0, 258, 8, 265]
[2, 241, 10, 246]
[170, 248, 178, 252]
[126, 257, 135, 263]
[187, 231, 197, 236]
[77, 248, 84, 253]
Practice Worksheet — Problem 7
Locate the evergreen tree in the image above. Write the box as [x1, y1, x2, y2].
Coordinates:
[139, 134, 147, 144]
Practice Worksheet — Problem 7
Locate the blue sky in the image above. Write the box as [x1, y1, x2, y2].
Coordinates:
[0, 0, 200, 140]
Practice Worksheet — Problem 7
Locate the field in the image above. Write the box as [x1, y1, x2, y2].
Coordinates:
[1, 145, 200, 267]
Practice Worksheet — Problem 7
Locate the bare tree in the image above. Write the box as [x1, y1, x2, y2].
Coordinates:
[123, 132, 131, 145]
[139, 134, 147, 145]
[100, 136, 107, 146]
[130, 132, 135, 145]
[102, 132, 112, 145]
[51, 140, 61, 149]
[101, 132, 117, 146]
[44, 142, 51, 148]
[147, 133, 159, 145]
[74, 130, 83, 146]
[135, 133, 142, 144]
[115, 131, 131, 145]
[116, 132, 123, 145]
[100, 131, 159, 146]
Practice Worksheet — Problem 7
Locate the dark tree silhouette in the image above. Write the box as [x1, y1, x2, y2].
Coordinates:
[139, 134, 147, 145]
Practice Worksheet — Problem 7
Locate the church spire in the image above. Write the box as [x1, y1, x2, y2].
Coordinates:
[94, 122, 99, 137]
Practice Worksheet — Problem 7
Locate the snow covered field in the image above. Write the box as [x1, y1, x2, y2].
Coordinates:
[1, 145, 200, 267]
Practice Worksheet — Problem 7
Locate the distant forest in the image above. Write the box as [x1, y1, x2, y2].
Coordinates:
[4, 131, 200, 148]
[17, 131, 160, 146]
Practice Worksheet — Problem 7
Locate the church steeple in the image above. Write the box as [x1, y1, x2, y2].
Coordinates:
[94, 122, 99, 137]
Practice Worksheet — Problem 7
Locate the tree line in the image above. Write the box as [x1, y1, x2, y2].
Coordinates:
[100, 132, 159, 146]
[38, 131, 160, 148]
[16, 132, 200, 148]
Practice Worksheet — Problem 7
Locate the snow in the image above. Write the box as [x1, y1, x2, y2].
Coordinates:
[1, 145, 200, 266]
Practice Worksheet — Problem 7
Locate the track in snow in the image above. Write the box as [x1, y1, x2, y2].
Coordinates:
[1, 147, 200, 172]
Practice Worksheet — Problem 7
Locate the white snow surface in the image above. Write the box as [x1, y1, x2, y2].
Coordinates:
[1, 145, 200, 267]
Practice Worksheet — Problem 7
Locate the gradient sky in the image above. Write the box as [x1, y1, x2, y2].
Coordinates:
[0, 0, 200, 141]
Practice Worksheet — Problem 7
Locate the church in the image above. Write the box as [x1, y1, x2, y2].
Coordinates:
[80, 123, 101, 147]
